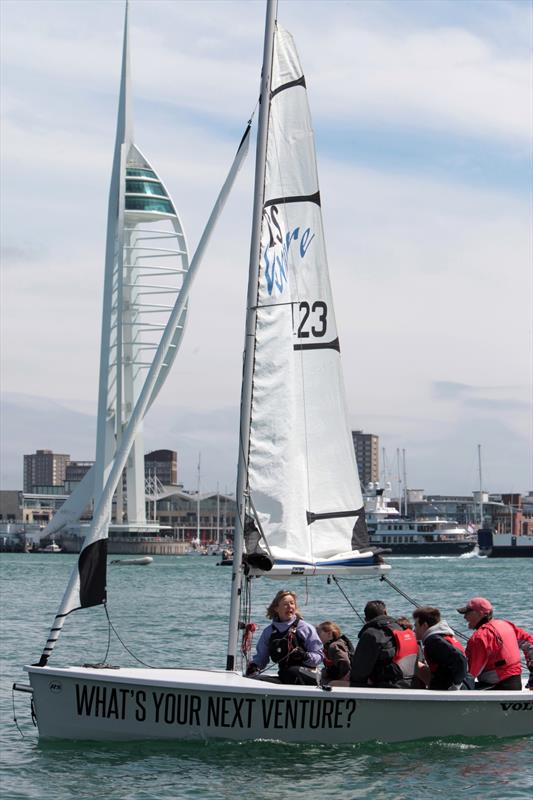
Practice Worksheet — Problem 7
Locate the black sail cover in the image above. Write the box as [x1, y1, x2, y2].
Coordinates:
[78, 539, 108, 607]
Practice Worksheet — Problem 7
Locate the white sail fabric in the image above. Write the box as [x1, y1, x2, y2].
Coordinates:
[247, 26, 365, 564]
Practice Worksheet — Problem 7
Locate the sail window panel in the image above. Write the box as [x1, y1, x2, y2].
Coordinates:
[125, 179, 168, 197]
[126, 168, 158, 178]
[125, 197, 174, 213]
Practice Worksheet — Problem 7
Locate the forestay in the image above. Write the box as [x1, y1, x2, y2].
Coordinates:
[247, 26, 367, 566]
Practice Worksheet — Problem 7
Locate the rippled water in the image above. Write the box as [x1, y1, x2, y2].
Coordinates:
[1, 553, 532, 799]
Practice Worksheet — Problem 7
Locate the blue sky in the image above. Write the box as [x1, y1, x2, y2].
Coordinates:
[1, 0, 531, 495]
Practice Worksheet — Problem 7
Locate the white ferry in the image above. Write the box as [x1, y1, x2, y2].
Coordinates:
[370, 517, 477, 555]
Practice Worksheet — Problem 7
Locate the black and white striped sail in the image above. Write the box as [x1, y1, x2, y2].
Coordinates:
[247, 26, 367, 566]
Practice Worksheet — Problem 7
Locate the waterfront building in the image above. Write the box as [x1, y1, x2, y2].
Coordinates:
[144, 450, 177, 486]
[21, 491, 70, 526]
[65, 461, 94, 484]
[23, 450, 70, 493]
[156, 489, 235, 543]
[351, 430, 379, 487]
[404, 491, 533, 537]
[0, 490, 20, 523]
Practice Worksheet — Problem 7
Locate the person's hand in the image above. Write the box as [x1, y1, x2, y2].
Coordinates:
[289, 647, 306, 664]
[245, 662, 260, 677]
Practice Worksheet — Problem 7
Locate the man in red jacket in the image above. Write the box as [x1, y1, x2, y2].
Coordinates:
[457, 596, 533, 690]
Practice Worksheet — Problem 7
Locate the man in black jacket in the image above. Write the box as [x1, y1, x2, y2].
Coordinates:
[350, 600, 417, 688]
[413, 606, 471, 690]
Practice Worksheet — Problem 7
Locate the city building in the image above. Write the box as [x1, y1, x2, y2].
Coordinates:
[144, 449, 177, 486]
[351, 430, 379, 487]
[0, 490, 20, 523]
[65, 461, 94, 484]
[23, 449, 70, 493]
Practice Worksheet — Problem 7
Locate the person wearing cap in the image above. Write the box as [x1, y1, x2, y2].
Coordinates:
[457, 597, 533, 690]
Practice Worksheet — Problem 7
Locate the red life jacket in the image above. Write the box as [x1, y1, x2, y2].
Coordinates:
[474, 619, 522, 684]
[426, 634, 465, 674]
[391, 628, 418, 677]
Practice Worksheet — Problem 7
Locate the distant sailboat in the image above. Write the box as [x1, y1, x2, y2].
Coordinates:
[187, 453, 204, 553]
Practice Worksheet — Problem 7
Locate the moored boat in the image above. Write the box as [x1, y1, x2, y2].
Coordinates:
[370, 517, 477, 556]
[478, 529, 533, 558]
[37, 541, 62, 554]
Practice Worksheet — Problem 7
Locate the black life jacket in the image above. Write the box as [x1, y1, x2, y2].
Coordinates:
[425, 633, 465, 674]
[367, 617, 417, 685]
[268, 620, 304, 664]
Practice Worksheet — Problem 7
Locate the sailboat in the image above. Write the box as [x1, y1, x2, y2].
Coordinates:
[20, 1, 532, 743]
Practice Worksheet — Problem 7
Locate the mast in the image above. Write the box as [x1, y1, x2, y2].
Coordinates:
[396, 448, 402, 516]
[226, 0, 278, 671]
[402, 448, 408, 517]
[196, 452, 201, 545]
[216, 483, 220, 545]
[478, 443, 484, 528]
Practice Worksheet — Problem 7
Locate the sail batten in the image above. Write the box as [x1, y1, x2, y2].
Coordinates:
[270, 74, 306, 98]
[264, 191, 321, 208]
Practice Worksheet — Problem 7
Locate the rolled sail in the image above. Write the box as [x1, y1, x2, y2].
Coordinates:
[247, 26, 367, 565]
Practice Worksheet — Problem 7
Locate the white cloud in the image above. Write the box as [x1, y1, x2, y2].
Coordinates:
[1, 1, 530, 143]
[1, 0, 531, 495]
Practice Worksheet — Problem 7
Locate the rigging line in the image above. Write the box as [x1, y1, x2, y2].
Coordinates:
[379, 574, 469, 642]
[11, 688, 25, 739]
[100, 605, 112, 665]
[330, 575, 366, 624]
[379, 573, 422, 607]
[240, 576, 253, 671]
[103, 604, 156, 668]
[248, 492, 273, 557]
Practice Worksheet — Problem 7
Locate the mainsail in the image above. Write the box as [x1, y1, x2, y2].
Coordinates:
[246, 26, 367, 565]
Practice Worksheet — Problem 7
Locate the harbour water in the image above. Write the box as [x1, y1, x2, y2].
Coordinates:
[1, 552, 532, 799]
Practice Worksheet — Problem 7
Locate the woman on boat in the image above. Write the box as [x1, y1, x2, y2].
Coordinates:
[316, 621, 353, 686]
[246, 590, 323, 685]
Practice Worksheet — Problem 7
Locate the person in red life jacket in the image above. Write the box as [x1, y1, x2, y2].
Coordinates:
[350, 600, 418, 688]
[316, 621, 354, 686]
[245, 590, 323, 685]
[397, 615, 429, 688]
[457, 596, 533, 690]
[412, 606, 472, 690]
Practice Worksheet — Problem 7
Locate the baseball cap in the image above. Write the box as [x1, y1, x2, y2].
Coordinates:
[457, 596, 493, 615]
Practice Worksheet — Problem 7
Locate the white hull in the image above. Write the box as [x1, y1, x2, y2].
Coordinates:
[26, 666, 533, 743]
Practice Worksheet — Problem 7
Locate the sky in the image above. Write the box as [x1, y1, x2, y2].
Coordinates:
[1, 0, 531, 497]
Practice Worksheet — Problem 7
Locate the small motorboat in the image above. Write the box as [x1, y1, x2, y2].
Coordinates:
[38, 541, 62, 553]
[110, 556, 153, 566]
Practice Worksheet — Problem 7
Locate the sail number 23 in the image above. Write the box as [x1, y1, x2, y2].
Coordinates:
[297, 301, 328, 338]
